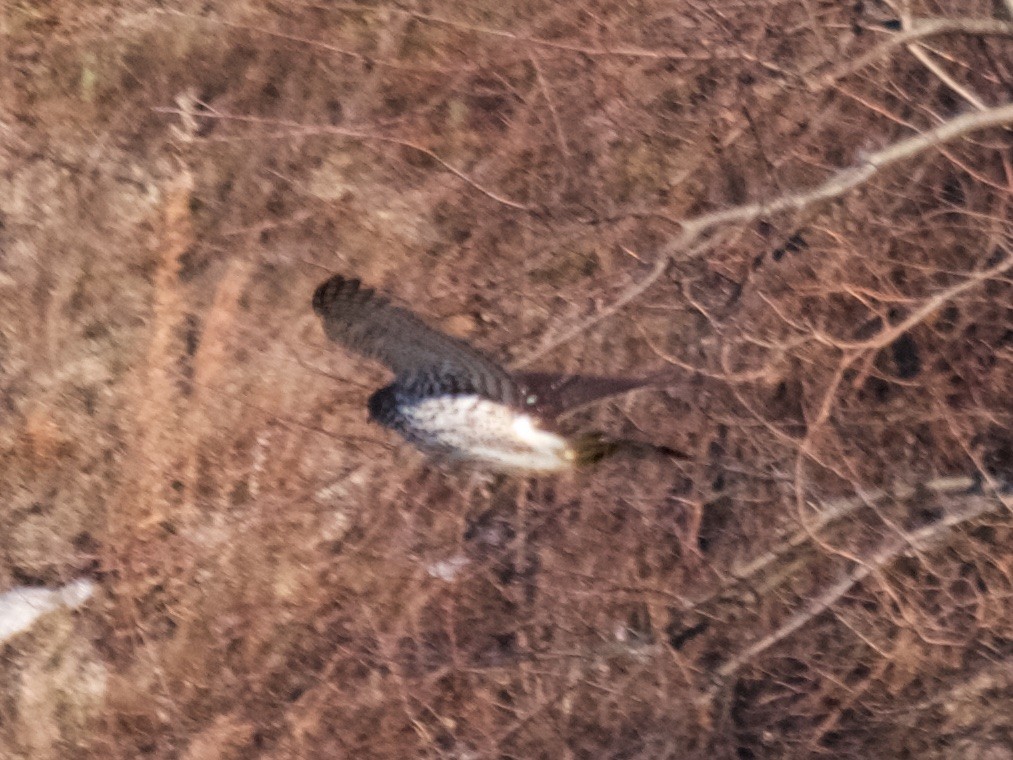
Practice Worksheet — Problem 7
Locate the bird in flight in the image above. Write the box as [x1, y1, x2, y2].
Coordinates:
[312, 274, 682, 472]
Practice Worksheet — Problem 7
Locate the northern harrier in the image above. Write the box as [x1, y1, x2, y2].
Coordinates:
[312, 274, 680, 472]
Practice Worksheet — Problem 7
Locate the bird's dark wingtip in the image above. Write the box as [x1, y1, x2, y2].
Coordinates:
[312, 274, 363, 316]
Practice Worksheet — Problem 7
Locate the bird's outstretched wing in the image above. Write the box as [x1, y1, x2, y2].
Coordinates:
[312, 274, 516, 393]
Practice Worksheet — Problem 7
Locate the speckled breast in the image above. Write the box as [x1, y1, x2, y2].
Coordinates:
[385, 392, 575, 472]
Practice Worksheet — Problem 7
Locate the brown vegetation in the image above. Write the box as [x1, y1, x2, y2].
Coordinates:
[2, 0, 1011, 757]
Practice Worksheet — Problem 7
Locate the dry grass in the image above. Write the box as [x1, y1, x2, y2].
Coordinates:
[1, 0, 1011, 758]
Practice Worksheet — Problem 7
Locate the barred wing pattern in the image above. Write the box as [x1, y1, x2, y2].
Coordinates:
[312, 275, 520, 402]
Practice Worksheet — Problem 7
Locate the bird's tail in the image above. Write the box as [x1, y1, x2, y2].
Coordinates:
[568, 432, 688, 467]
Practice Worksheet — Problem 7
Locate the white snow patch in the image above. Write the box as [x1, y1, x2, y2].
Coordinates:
[427, 554, 471, 582]
[0, 578, 96, 643]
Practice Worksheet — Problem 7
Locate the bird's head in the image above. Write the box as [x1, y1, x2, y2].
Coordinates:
[564, 431, 622, 467]
[565, 432, 688, 467]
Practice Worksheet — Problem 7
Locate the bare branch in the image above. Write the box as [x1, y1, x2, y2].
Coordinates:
[512, 254, 670, 367]
[808, 250, 1013, 351]
[665, 103, 1013, 256]
[813, 17, 1013, 89]
[705, 491, 1005, 698]
[906, 45, 988, 112]
[728, 476, 988, 588]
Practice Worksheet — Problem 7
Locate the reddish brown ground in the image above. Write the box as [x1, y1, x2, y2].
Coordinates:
[1, 1, 1011, 758]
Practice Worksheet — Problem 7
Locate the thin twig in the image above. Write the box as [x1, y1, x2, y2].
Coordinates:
[530, 54, 572, 163]
[727, 476, 982, 587]
[154, 107, 534, 212]
[704, 492, 1003, 699]
[331, 3, 780, 66]
[808, 250, 1013, 351]
[906, 44, 988, 111]
[157, 8, 461, 75]
[665, 102, 1013, 256]
[813, 17, 1013, 90]
[512, 254, 670, 367]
